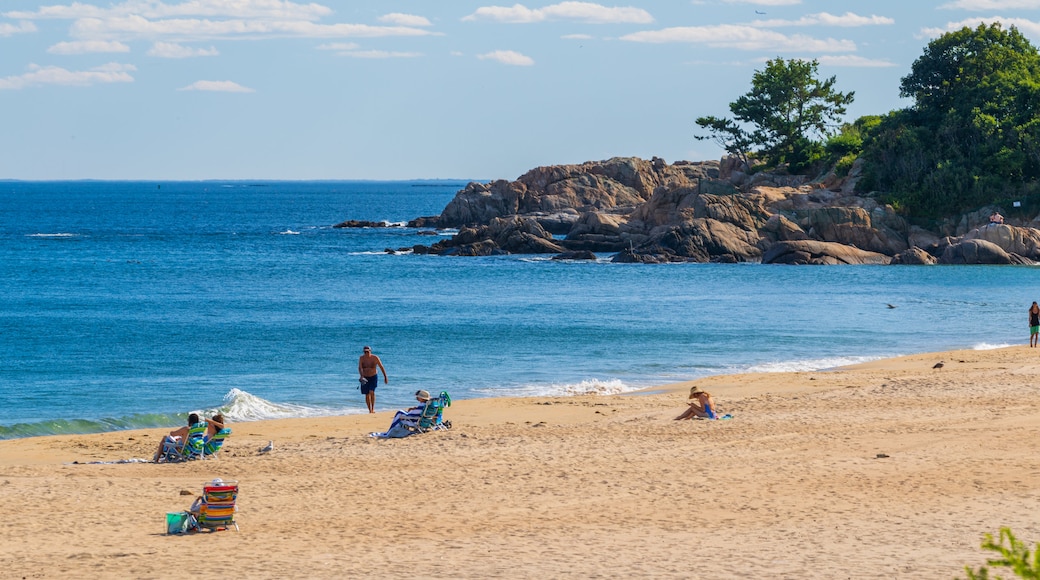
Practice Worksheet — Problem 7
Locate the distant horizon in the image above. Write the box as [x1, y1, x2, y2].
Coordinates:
[3, 1, 1036, 180]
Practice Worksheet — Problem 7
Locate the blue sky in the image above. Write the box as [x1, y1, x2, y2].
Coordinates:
[1, 0, 1038, 180]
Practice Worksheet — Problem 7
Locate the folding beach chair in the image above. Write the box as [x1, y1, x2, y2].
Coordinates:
[409, 391, 452, 433]
[202, 427, 231, 459]
[190, 480, 239, 532]
[157, 422, 207, 463]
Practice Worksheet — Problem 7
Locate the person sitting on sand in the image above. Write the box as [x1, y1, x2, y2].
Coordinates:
[387, 390, 432, 430]
[205, 413, 225, 438]
[153, 412, 205, 461]
[675, 386, 717, 420]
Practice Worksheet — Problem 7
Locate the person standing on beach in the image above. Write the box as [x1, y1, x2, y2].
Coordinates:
[358, 346, 388, 413]
[1029, 302, 1039, 347]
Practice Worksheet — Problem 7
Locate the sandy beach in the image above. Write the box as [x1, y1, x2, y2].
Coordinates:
[2, 346, 1039, 579]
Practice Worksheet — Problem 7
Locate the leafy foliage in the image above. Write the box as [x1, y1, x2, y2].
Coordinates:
[696, 58, 854, 174]
[963, 528, 1040, 580]
[861, 23, 1040, 217]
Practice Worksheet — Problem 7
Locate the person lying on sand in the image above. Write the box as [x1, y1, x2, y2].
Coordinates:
[675, 386, 717, 420]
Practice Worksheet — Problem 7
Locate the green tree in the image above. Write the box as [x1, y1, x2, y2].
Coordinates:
[696, 58, 854, 173]
[862, 23, 1040, 217]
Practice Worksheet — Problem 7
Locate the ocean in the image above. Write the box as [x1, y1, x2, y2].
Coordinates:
[1, 180, 1035, 439]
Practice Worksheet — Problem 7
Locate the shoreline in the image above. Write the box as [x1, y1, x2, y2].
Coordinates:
[2, 345, 1038, 577]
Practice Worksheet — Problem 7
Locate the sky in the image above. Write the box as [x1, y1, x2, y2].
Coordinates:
[2, 0, 1040, 181]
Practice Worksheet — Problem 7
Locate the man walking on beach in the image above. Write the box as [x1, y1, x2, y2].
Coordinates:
[358, 346, 388, 413]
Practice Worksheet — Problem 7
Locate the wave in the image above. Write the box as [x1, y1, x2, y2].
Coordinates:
[972, 342, 1014, 350]
[0, 389, 353, 440]
[277, 229, 300, 235]
[473, 378, 638, 398]
[27, 233, 78, 238]
[742, 355, 889, 374]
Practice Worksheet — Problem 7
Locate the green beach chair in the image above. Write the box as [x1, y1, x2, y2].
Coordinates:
[158, 422, 207, 463]
[412, 391, 452, 433]
[202, 427, 231, 459]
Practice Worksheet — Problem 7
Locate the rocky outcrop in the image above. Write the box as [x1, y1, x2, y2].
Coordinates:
[762, 240, 891, 265]
[378, 155, 1040, 264]
[960, 224, 1040, 261]
[435, 157, 718, 229]
[940, 239, 1032, 265]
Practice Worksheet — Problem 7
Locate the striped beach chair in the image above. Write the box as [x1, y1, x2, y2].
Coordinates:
[412, 391, 452, 433]
[202, 427, 231, 459]
[158, 422, 207, 463]
[191, 480, 239, 532]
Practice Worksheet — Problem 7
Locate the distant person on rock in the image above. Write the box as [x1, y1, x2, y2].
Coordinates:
[675, 386, 718, 420]
[989, 212, 1005, 226]
[358, 345, 388, 413]
[1029, 302, 1039, 347]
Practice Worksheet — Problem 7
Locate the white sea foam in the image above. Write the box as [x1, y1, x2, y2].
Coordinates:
[207, 388, 352, 422]
[28, 233, 77, 238]
[476, 378, 638, 399]
[278, 229, 300, 235]
[972, 342, 1014, 350]
[743, 355, 889, 374]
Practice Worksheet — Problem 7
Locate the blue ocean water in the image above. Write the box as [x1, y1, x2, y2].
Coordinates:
[1, 180, 1036, 439]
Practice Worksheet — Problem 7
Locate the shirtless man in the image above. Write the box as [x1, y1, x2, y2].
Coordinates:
[358, 346, 388, 413]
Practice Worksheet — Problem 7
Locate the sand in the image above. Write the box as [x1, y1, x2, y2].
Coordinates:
[2, 346, 1039, 579]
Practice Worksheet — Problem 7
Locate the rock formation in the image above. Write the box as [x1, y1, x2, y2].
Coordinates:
[365, 155, 1040, 265]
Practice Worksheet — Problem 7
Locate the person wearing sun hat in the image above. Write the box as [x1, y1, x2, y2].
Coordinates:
[674, 385, 718, 420]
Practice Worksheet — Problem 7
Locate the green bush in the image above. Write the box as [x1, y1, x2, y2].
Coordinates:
[963, 528, 1040, 580]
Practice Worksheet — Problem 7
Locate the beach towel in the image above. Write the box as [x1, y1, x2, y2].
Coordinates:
[368, 421, 415, 439]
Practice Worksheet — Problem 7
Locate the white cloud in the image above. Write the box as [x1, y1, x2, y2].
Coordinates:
[621, 24, 856, 52]
[941, 1, 1040, 9]
[0, 62, 135, 89]
[562, 33, 594, 39]
[5, 0, 332, 21]
[464, 2, 653, 24]
[148, 42, 219, 58]
[0, 20, 37, 36]
[920, 16, 1040, 38]
[817, 55, 898, 67]
[723, 0, 802, 5]
[177, 80, 255, 93]
[753, 12, 895, 28]
[47, 40, 130, 54]
[317, 42, 361, 51]
[335, 50, 422, 59]
[378, 13, 432, 27]
[69, 17, 435, 41]
[477, 50, 535, 65]
[4, 1, 435, 42]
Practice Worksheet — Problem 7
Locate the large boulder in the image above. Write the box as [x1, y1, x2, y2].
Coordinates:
[939, 239, 1032, 265]
[890, 247, 937, 265]
[762, 240, 891, 265]
[961, 224, 1040, 260]
[805, 207, 908, 256]
[624, 218, 762, 263]
[488, 217, 565, 254]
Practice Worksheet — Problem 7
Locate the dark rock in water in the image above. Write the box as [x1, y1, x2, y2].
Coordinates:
[384, 248, 396, 254]
[552, 250, 598, 261]
[441, 240, 502, 256]
[416, 230, 439, 236]
[333, 219, 392, 228]
[762, 240, 891, 265]
[407, 216, 440, 228]
[890, 247, 937, 265]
